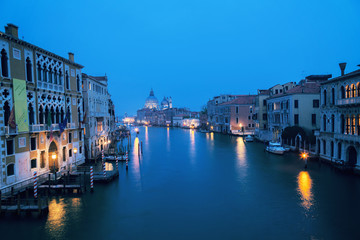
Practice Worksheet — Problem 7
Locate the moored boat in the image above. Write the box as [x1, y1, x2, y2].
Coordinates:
[244, 135, 254, 142]
[266, 142, 285, 155]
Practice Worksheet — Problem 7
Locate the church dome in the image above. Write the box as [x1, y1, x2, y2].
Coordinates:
[161, 97, 169, 109]
[144, 89, 159, 109]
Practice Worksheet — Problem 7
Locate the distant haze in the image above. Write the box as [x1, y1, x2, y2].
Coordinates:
[1, 0, 360, 115]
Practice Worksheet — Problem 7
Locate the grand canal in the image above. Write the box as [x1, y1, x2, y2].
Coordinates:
[1, 126, 360, 239]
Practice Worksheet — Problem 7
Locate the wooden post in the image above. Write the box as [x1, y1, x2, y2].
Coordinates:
[83, 171, 86, 192]
[141, 141, 143, 154]
[17, 194, 20, 216]
[38, 197, 42, 215]
[48, 174, 51, 194]
[0, 190, 2, 215]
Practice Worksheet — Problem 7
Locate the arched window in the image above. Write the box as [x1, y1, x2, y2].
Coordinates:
[53, 69, 58, 85]
[345, 115, 350, 134]
[338, 142, 342, 159]
[323, 115, 327, 132]
[331, 88, 335, 105]
[357, 83, 360, 97]
[340, 115, 345, 134]
[358, 114, 360, 136]
[43, 64, 47, 82]
[60, 108, 64, 122]
[323, 140, 326, 155]
[4, 101, 11, 126]
[39, 105, 44, 124]
[351, 84, 356, 98]
[50, 106, 55, 124]
[45, 106, 49, 125]
[345, 85, 350, 98]
[77, 75, 80, 92]
[331, 114, 335, 132]
[323, 90, 327, 105]
[351, 115, 356, 135]
[65, 71, 69, 89]
[1, 48, 9, 77]
[26, 57, 32, 82]
[67, 106, 71, 121]
[78, 107, 81, 124]
[331, 141, 334, 157]
[37, 62, 42, 81]
[55, 107, 60, 123]
[340, 86, 345, 99]
[48, 66, 53, 84]
[7, 163, 14, 176]
[59, 70, 63, 85]
[28, 103, 35, 125]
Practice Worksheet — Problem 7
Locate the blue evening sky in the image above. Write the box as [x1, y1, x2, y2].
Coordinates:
[1, 0, 360, 115]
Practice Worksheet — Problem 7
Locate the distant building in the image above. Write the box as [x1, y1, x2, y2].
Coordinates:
[207, 95, 256, 134]
[144, 89, 159, 109]
[317, 64, 360, 168]
[266, 75, 331, 142]
[82, 73, 115, 159]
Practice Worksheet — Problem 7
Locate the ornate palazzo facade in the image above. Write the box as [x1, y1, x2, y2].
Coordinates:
[0, 24, 85, 190]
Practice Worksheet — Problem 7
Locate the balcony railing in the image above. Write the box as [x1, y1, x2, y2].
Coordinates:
[337, 97, 360, 106]
[30, 124, 60, 132]
[37, 81, 64, 92]
[67, 123, 76, 129]
[0, 126, 18, 136]
[334, 133, 360, 142]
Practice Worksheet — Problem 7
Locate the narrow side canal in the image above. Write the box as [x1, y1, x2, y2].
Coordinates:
[1, 126, 360, 240]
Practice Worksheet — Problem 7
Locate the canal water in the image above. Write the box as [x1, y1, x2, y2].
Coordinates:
[1, 126, 360, 240]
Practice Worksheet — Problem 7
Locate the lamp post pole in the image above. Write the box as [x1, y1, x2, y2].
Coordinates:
[74, 148, 78, 168]
[52, 153, 57, 181]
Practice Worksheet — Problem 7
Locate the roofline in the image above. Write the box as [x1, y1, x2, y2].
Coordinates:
[0, 31, 84, 68]
[321, 69, 360, 85]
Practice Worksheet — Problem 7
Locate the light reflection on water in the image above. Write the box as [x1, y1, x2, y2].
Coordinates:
[235, 137, 246, 168]
[166, 127, 170, 151]
[297, 171, 313, 211]
[189, 129, 196, 160]
[132, 136, 142, 190]
[45, 199, 66, 238]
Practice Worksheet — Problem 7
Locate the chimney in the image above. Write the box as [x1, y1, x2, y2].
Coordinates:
[68, 52, 74, 62]
[339, 62, 346, 76]
[5, 23, 19, 38]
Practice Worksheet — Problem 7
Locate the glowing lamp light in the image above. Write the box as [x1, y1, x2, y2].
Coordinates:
[135, 128, 139, 132]
[108, 140, 111, 144]
[300, 152, 308, 160]
[73, 148, 78, 154]
[52, 153, 57, 160]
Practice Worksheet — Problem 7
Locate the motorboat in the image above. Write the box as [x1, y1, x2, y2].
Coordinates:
[266, 142, 285, 155]
[244, 135, 254, 142]
[200, 129, 210, 133]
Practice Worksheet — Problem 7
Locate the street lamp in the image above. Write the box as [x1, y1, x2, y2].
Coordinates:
[52, 153, 57, 180]
[74, 148, 78, 167]
[301, 152, 309, 169]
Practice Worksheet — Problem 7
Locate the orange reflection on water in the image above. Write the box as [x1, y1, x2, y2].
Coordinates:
[235, 137, 247, 167]
[105, 162, 114, 171]
[46, 199, 66, 236]
[167, 127, 170, 151]
[297, 171, 313, 211]
[190, 129, 196, 159]
[210, 132, 214, 141]
[145, 126, 148, 144]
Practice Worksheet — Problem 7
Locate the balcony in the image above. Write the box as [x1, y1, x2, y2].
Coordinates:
[67, 123, 76, 129]
[30, 124, 60, 132]
[334, 133, 360, 143]
[336, 97, 360, 106]
[37, 81, 64, 92]
[0, 126, 18, 136]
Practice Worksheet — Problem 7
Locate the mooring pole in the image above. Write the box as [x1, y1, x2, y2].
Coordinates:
[90, 166, 94, 193]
